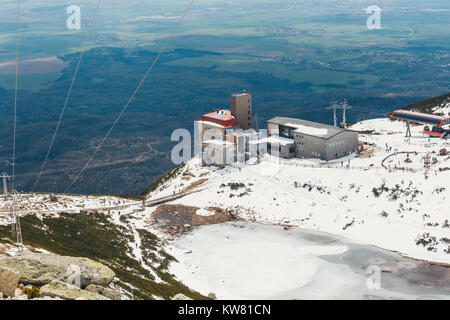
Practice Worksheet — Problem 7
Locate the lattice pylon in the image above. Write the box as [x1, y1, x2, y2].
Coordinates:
[10, 206, 16, 238]
[15, 211, 22, 248]
[10, 192, 22, 250]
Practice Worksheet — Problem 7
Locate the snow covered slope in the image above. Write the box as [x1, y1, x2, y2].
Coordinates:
[1, 110, 449, 299]
[149, 116, 450, 265]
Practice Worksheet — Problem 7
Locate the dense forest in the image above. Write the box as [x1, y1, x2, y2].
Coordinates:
[0, 47, 431, 194]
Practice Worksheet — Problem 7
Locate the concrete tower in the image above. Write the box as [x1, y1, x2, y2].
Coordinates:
[230, 92, 252, 130]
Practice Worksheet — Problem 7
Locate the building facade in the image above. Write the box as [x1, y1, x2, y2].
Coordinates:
[231, 92, 252, 130]
[196, 94, 359, 167]
[267, 117, 359, 161]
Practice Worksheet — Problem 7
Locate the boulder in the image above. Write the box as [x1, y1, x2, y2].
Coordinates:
[85, 284, 103, 294]
[102, 287, 122, 300]
[0, 252, 115, 287]
[172, 293, 193, 300]
[0, 266, 20, 297]
[208, 292, 217, 300]
[32, 296, 63, 300]
[85, 284, 122, 300]
[40, 280, 110, 300]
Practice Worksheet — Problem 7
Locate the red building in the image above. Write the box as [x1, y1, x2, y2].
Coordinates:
[201, 110, 240, 129]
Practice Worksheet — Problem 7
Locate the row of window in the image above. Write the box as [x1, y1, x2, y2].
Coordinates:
[329, 140, 350, 148]
[295, 139, 353, 150]
[296, 147, 321, 158]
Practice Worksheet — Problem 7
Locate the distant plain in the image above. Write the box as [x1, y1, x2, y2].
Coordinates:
[0, 0, 448, 194]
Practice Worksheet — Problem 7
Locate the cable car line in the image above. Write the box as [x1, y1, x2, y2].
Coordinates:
[64, 0, 195, 193]
[32, 0, 102, 192]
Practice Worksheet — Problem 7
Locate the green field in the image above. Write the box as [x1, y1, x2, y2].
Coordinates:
[164, 54, 381, 89]
[0, 72, 61, 91]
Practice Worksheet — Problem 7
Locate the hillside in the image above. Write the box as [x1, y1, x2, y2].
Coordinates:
[1, 97, 449, 299]
[403, 92, 450, 114]
[146, 117, 450, 265]
[0, 194, 206, 300]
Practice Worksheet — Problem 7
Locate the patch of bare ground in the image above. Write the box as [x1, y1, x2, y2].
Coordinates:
[182, 178, 208, 192]
[182, 171, 195, 178]
[150, 204, 241, 237]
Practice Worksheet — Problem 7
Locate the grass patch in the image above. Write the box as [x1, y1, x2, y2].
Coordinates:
[182, 178, 208, 193]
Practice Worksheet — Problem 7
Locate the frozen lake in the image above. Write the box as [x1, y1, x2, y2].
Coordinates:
[171, 222, 450, 300]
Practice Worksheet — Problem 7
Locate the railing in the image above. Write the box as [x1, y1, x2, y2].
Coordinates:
[261, 154, 418, 173]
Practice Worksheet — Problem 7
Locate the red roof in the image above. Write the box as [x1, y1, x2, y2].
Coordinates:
[201, 110, 239, 128]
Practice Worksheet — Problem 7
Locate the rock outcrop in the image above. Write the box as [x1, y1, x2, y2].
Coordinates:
[40, 280, 110, 300]
[85, 284, 122, 300]
[0, 266, 20, 297]
[207, 292, 217, 300]
[0, 252, 115, 288]
[172, 293, 193, 300]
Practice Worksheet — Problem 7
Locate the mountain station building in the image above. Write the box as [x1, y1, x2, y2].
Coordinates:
[267, 117, 359, 161]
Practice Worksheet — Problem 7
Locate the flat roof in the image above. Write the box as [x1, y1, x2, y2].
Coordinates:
[248, 135, 294, 147]
[203, 139, 235, 146]
[268, 117, 353, 139]
[202, 109, 236, 121]
[198, 120, 226, 129]
[231, 92, 251, 97]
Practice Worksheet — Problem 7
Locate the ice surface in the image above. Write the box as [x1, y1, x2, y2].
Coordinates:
[171, 222, 450, 300]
